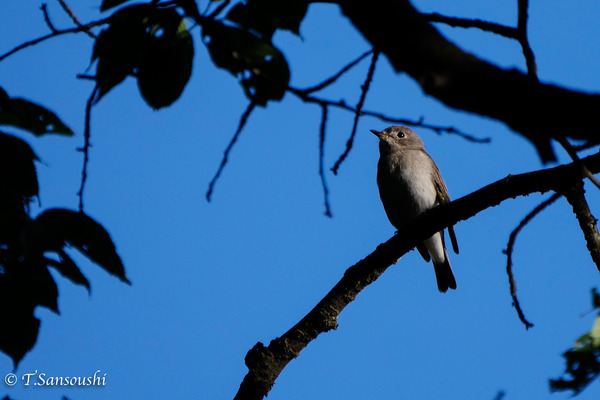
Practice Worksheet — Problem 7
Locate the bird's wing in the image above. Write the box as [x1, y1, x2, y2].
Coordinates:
[430, 158, 460, 255]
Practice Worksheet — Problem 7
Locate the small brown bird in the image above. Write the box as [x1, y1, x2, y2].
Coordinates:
[372, 126, 459, 292]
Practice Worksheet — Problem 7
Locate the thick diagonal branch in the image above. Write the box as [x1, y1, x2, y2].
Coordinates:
[234, 152, 600, 400]
[335, 0, 600, 162]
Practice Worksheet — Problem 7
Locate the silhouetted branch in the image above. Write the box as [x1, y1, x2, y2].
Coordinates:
[516, 0, 538, 81]
[422, 13, 516, 37]
[77, 85, 98, 213]
[0, 16, 109, 62]
[206, 101, 257, 202]
[563, 182, 600, 273]
[289, 87, 490, 143]
[336, 0, 600, 162]
[318, 104, 332, 217]
[41, 4, 57, 33]
[234, 152, 600, 400]
[504, 192, 562, 329]
[425, 2, 538, 81]
[57, 0, 97, 38]
[331, 50, 380, 175]
[299, 49, 374, 94]
[557, 136, 600, 190]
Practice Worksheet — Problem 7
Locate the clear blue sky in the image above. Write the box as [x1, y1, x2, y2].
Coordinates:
[1, 1, 599, 399]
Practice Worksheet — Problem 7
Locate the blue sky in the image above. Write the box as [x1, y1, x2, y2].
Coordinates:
[1, 1, 600, 399]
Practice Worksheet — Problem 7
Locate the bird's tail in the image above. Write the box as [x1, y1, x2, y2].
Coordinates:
[432, 249, 457, 293]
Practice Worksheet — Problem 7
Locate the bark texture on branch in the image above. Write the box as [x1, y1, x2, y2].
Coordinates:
[563, 182, 600, 273]
[234, 153, 600, 400]
[336, 0, 600, 162]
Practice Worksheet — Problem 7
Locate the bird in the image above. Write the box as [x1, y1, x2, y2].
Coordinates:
[371, 125, 459, 292]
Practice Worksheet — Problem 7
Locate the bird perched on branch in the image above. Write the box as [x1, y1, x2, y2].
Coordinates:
[371, 125, 459, 292]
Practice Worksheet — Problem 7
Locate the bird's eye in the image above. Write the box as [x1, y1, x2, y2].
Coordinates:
[397, 132, 405, 138]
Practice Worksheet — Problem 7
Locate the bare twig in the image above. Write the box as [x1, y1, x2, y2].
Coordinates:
[331, 50, 380, 175]
[0, 16, 110, 62]
[422, 12, 517, 37]
[77, 85, 98, 212]
[504, 192, 562, 329]
[557, 136, 600, 190]
[299, 49, 374, 94]
[424, 3, 538, 82]
[41, 4, 58, 33]
[563, 182, 600, 273]
[57, 0, 97, 38]
[207, 0, 230, 19]
[516, 0, 538, 81]
[318, 105, 332, 217]
[289, 87, 490, 143]
[235, 152, 600, 400]
[206, 101, 256, 202]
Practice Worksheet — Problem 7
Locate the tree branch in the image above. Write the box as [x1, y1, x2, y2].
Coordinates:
[0, 16, 110, 62]
[77, 85, 98, 213]
[563, 182, 600, 273]
[335, 0, 600, 162]
[504, 192, 562, 329]
[318, 104, 332, 217]
[234, 152, 600, 400]
[288, 87, 490, 143]
[206, 101, 256, 202]
[331, 50, 379, 175]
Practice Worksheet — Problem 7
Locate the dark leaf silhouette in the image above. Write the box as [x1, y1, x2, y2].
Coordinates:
[46, 250, 91, 292]
[0, 86, 73, 136]
[92, 4, 150, 101]
[35, 209, 130, 284]
[202, 21, 290, 106]
[137, 9, 194, 109]
[227, 0, 308, 39]
[0, 131, 39, 200]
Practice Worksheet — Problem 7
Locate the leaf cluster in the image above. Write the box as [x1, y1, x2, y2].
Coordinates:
[550, 289, 600, 394]
[94, 0, 306, 107]
[0, 86, 128, 366]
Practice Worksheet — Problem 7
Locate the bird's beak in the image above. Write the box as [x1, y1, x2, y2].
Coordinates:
[370, 129, 383, 138]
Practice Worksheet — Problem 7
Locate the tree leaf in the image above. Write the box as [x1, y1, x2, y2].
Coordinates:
[202, 21, 290, 106]
[136, 9, 194, 109]
[227, 0, 308, 39]
[92, 4, 151, 102]
[100, 0, 131, 12]
[46, 251, 91, 293]
[0, 87, 73, 136]
[0, 271, 40, 366]
[35, 209, 130, 284]
[0, 131, 39, 200]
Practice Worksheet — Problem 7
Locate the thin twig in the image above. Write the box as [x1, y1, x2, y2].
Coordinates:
[41, 4, 58, 33]
[504, 192, 562, 329]
[423, 5, 538, 81]
[288, 88, 490, 144]
[516, 0, 538, 81]
[77, 85, 98, 212]
[557, 136, 600, 190]
[0, 16, 110, 62]
[207, 0, 229, 19]
[318, 105, 332, 217]
[331, 50, 380, 175]
[422, 12, 517, 38]
[206, 101, 256, 202]
[299, 49, 374, 94]
[57, 0, 97, 38]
